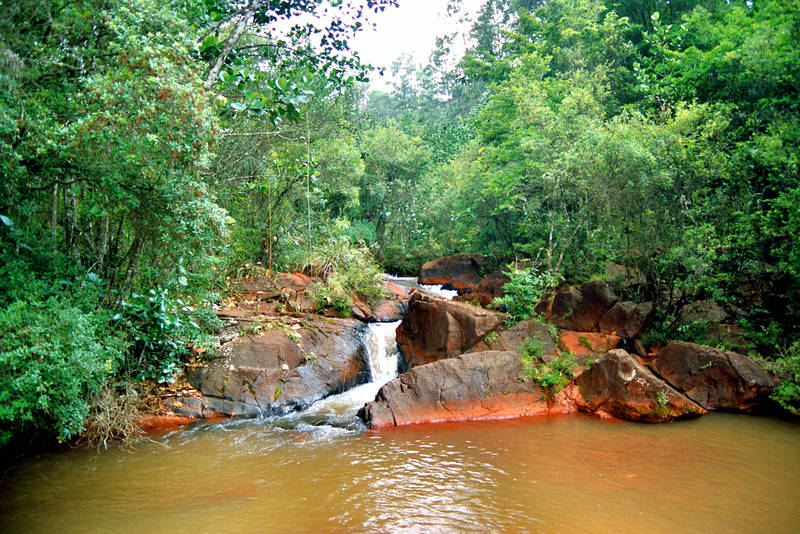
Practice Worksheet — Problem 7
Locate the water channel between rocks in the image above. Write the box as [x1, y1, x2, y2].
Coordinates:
[1, 283, 799, 533]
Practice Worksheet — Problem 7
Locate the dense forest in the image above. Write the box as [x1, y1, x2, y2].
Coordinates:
[1, 0, 798, 448]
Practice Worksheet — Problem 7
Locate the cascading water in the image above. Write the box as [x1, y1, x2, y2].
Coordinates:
[267, 279, 453, 435]
[274, 320, 401, 433]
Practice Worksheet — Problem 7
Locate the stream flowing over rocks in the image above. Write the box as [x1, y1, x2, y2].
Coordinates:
[160, 257, 783, 434]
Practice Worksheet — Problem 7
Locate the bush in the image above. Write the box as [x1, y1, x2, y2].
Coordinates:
[494, 265, 560, 325]
[771, 342, 800, 415]
[0, 298, 127, 446]
[117, 288, 219, 383]
[308, 237, 385, 315]
[519, 336, 577, 396]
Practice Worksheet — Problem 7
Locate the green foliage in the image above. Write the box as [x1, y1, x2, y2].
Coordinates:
[307, 237, 385, 315]
[484, 331, 500, 346]
[117, 288, 218, 383]
[655, 389, 670, 418]
[494, 266, 560, 325]
[771, 342, 800, 415]
[519, 336, 577, 395]
[0, 298, 127, 446]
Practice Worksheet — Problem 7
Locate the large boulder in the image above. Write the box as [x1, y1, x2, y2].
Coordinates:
[359, 351, 580, 427]
[598, 301, 653, 338]
[575, 349, 706, 422]
[548, 281, 653, 338]
[187, 316, 368, 416]
[549, 280, 619, 332]
[418, 254, 486, 292]
[650, 341, 778, 411]
[454, 270, 510, 307]
[395, 292, 506, 368]
[466, 320, 558, 361]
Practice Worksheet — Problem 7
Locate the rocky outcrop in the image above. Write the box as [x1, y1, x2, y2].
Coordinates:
[550, 280, 619, 331]
[598, 301, 653, 338]
[360, 351, 580, 427]
[650, 341, 778, 411]
[188, 317, 368, 416]
[548, 281, 652, 338]
[466, 320, 558, 361]
[418, 253, 485, 292]
[576, 349, 707, 422]
[454, 270, 510, 307]
[558, 331, 622, 360]
[395, 292, 506, 368]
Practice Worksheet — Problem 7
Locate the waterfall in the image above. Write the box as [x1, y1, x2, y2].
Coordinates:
[277, 320, 401, 431]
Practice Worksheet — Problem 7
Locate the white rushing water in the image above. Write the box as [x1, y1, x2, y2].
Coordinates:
[277, 320, 401, 432]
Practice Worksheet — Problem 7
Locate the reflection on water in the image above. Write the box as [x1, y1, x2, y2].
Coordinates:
[1, 413, 798, 533]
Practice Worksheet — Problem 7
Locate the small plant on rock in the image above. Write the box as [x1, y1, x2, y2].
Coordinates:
[494, 265, 560, 326]
[655, 389, 670, 418]
[519, 336, 577, 398]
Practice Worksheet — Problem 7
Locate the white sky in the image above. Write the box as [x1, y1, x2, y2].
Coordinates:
[350, 0, 484, 90]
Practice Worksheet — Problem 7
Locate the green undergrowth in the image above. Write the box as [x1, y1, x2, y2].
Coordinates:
[307, 237, 385, 316]
[771, 342, 800, 415]
[519, 336, 577, 397]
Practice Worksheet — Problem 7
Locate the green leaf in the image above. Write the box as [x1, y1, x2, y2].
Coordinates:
[0, 214, 13, 227]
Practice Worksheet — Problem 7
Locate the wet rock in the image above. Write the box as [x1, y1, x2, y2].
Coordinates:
[163, 396, 204, 419]
[466, 320, 558, 360]
[549, 280, 619, 332]
[598, 301, 653, 338]
[368, 298, 405, 322]
[395, 292, 506, 368]
[136, 415, 196, 435]
[650, 341, 778, 411]
[360, 351, 579, 428]
[188, 317, 368, 416]
[418, 254, 486, 292]
[576, 349, 706, 422]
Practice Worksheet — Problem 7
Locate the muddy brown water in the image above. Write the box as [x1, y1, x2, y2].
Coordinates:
[1, 413, 798, 533]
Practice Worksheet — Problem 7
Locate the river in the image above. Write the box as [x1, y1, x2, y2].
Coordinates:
[1, 303, 799, 532]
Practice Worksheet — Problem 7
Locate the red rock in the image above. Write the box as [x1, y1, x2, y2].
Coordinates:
[418, 254, 486, 292]
[650, 341, 778, 411]
[466, 320, 558, 359]
[454, 270, 511, 307]
[136, 415, 196, 435]
[360, 351, 579, 428]
[575, 349, 706, 422]
[384, 280, 412, 303]
[395, 292, 506, 368]
[369, 299, 405, 322]
[559, 330, 622, 357]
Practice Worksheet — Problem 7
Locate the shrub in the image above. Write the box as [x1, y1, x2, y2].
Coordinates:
[771, 342, 800, 415]
[494, 265, 560, 325]
[117, 288, 219, 383]
[0, 298, 127, 446]
[519, 336, 577, 396]
[308, 237, 385, 315]
[82, 383, 145, 449]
